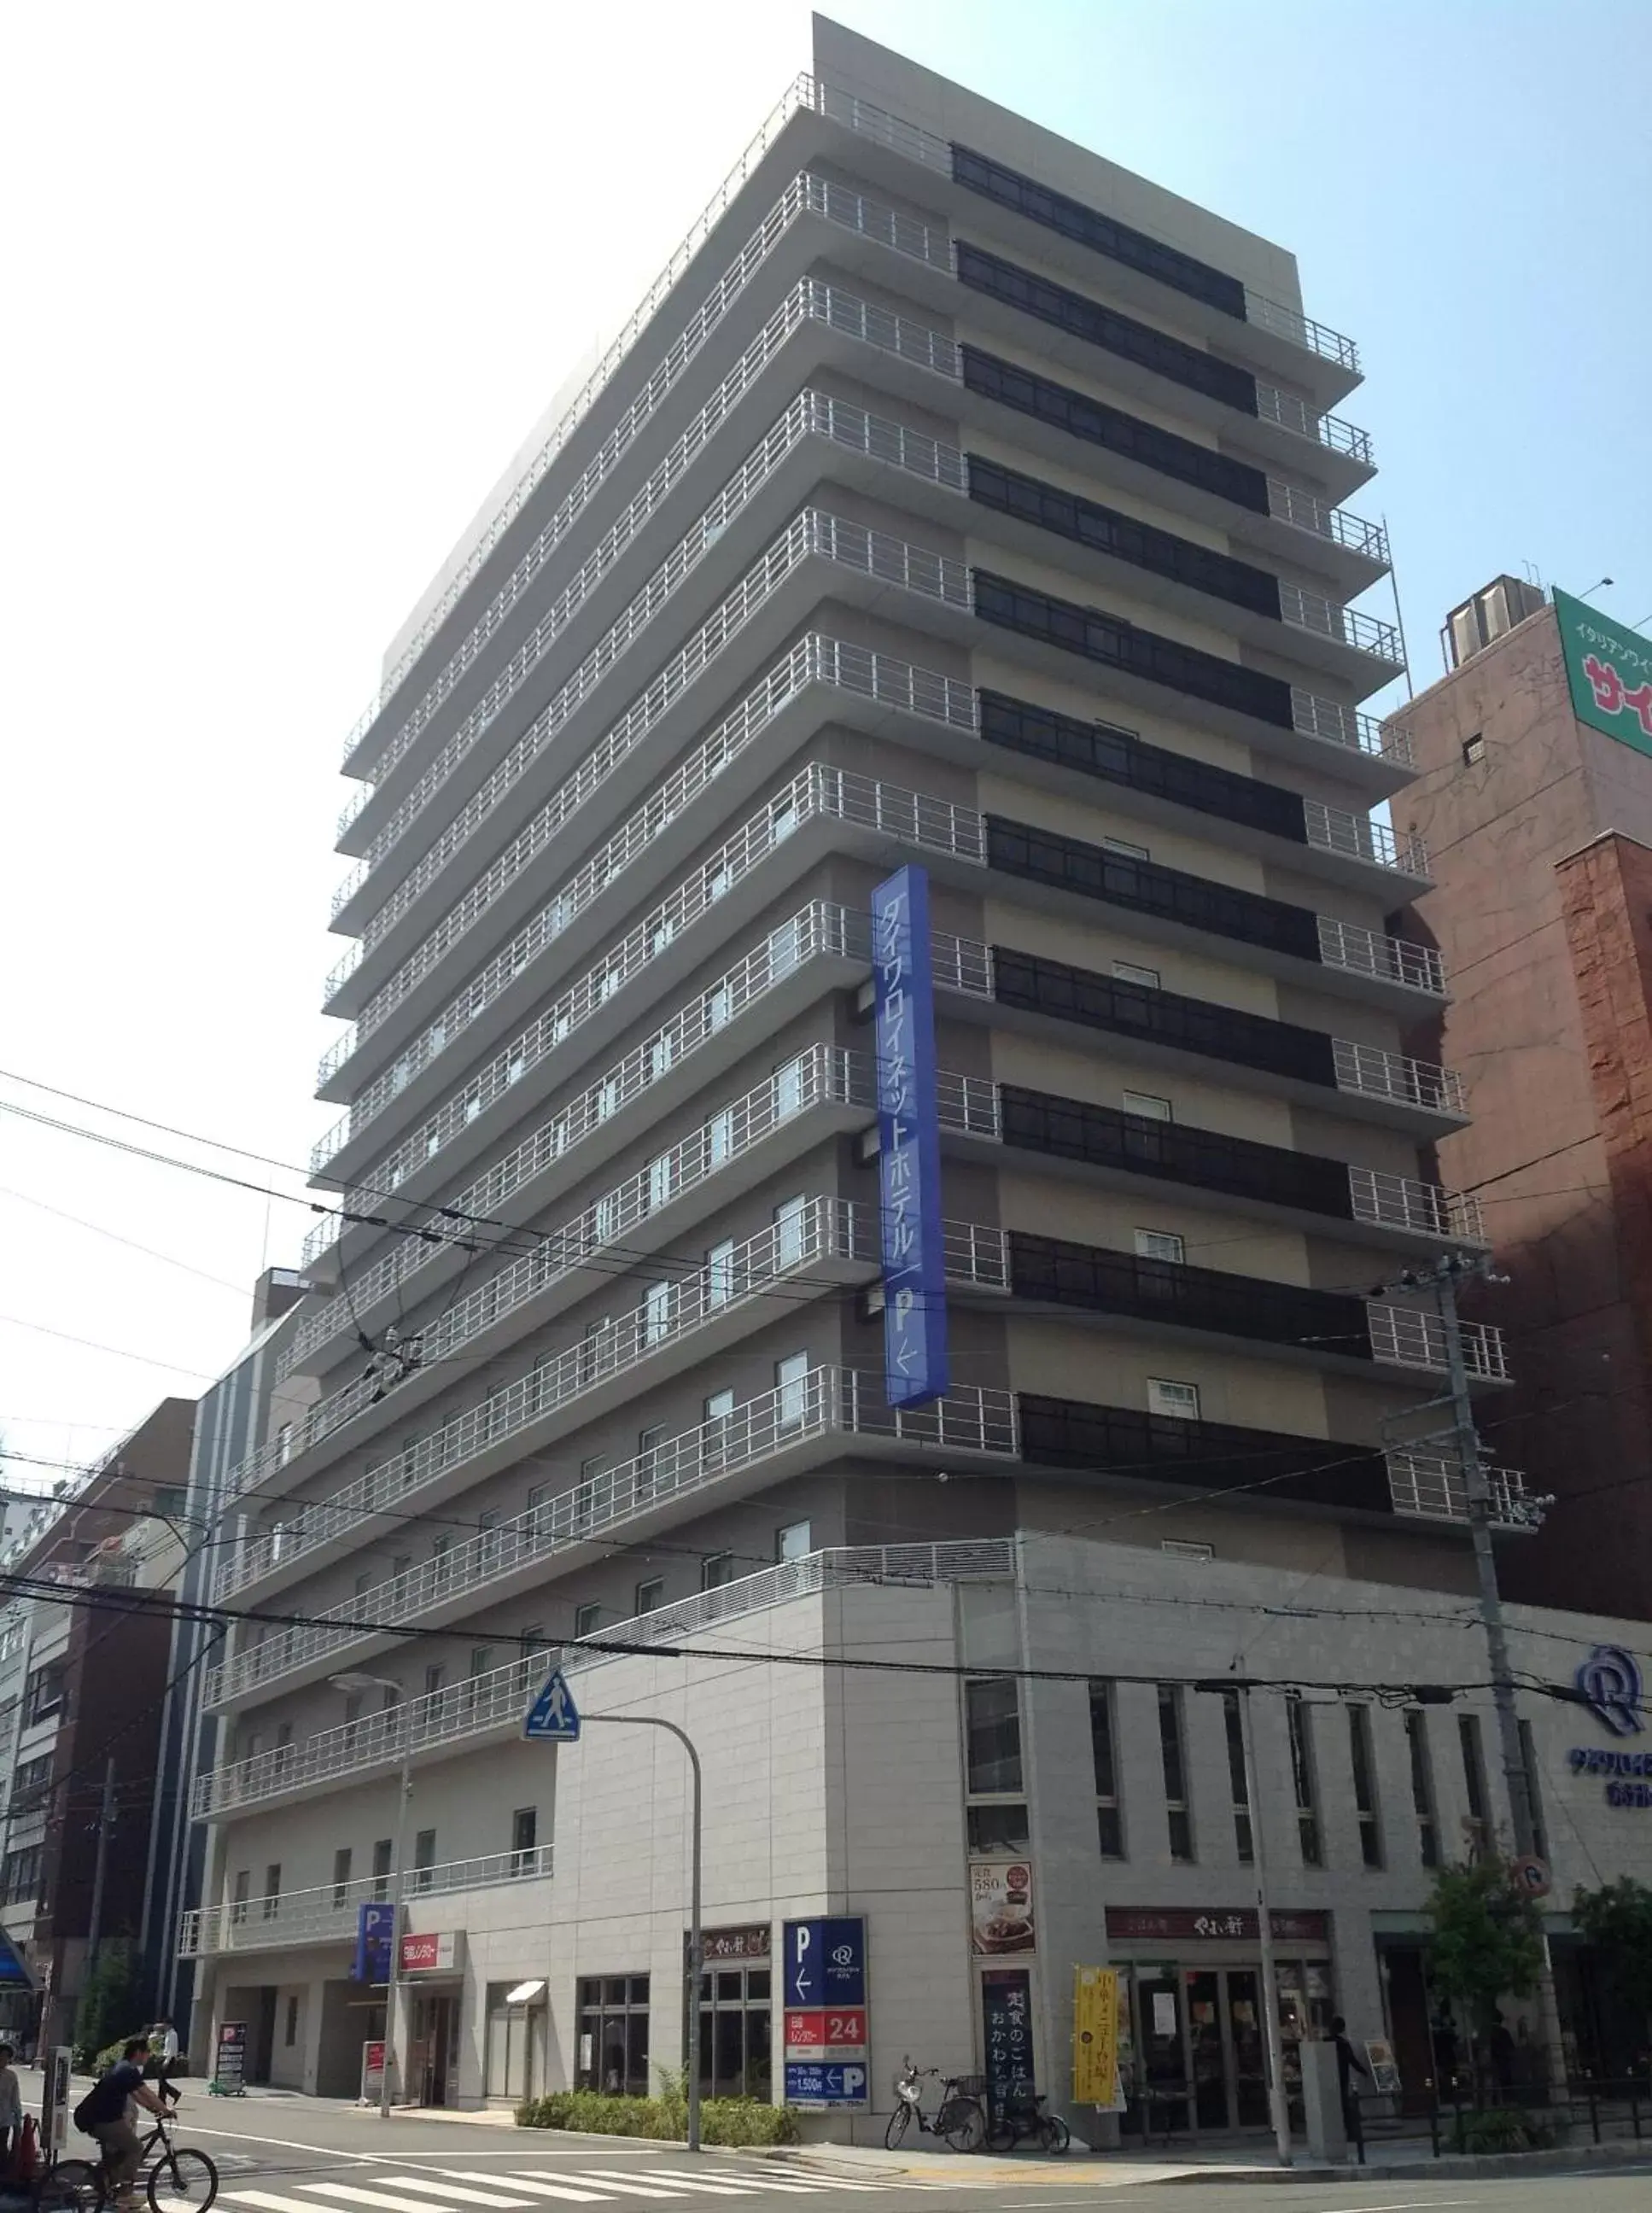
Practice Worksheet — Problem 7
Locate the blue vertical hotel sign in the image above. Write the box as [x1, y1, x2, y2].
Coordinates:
[872, 865, 949, 1407]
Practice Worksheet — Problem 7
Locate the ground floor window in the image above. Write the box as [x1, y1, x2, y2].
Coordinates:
[1124, 1957, 1334, 2137]
[576, 1976, 650, 2095]
[697, 1963, 771, 2100]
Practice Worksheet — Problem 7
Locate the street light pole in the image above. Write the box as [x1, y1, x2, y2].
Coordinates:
[585, 1715, 703, 2153]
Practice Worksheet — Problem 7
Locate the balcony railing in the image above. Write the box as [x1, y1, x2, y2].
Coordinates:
[207, 1367, 1017, 1699]
[225, 1194, 869, 1516]
[178, 1844, 554, 1958]
[1386, 1451, 1542, 1532]
[196, 1537, 1018, 1819]
[1366, 1303, 1509, 1382]
[314, 747, 982, 1174]
[1243, 292, 1358, 374]
[301, 896, 856, 1276]
[1316, 916, 1445, 996]
[1289, 689, 1408, 768]
[1265, 481, 1388, 564]
[294, 920, 867, 1363]
[342, 272, 962, 844]
[1348, 1169, 1486, 1245]
[1331, 1039, 1466, 1118]
[1303, 801, 1427, 878]
[332, 395, 969, 957]
[1277, 581, 1404, 668]
[276, 1054, 861, 1532]
[1255, 384, 1374, 466]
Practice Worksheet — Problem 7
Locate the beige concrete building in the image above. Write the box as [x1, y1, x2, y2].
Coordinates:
[184, 17, 1562, 2135]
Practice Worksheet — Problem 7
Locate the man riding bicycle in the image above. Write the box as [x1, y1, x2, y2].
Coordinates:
[79, 2038, 171, 2211]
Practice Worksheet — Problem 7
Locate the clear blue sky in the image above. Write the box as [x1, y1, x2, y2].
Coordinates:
[830, 0, 1652, 687]
[1, 0, 1647, 1474]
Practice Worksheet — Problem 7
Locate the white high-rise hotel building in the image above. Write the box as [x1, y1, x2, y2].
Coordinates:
[187, 16, 1609, 2139]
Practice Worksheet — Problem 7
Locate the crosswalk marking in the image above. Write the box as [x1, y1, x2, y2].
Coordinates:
[506, 2181, 685, 2203]
[568, 2174, 751, 2201]
[220, 2193, 374, 2213]
[386, 2186, 536, 2210]
[306, 2187, 525, 2213]
[634, 2172, 838, 2196]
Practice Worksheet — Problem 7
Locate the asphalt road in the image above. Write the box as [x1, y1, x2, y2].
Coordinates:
[35, 2087, 1652, 2213]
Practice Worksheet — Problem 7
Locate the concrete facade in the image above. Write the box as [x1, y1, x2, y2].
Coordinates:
[185, 15, 1566, 2134]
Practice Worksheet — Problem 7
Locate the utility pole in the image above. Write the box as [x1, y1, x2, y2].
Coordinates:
[1236, 1684, 1292, 2167]
[85, 1758, 118, 1971]
[1428, 1255, 1567, 2093]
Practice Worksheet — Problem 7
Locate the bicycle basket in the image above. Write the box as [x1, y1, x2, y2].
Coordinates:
[953, 2075, 988, 2097]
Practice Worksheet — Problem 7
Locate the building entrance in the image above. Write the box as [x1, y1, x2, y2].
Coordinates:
[1139, 1966, 1270, 2134]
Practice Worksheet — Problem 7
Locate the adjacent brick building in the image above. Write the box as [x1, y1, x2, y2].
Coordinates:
[1394, 584, 1652, 1620]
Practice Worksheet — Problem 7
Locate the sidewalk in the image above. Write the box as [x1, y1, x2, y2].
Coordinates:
[773, 2134, 1652, 2187]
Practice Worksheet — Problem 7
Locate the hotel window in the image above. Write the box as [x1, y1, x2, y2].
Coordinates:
[575, 1603, 603, 1638]
[1158, 1685, 1194, 1862]
[1103, 835, 1151, 860]
[1222, 1690, 1254, 1864]
[635, 1577, 665, 1614]
[775, 1521, 812, 1563]
[1404, 1709, 1440, 1868]
[705, 1240, 735, 1310]
[1518, 1719, 1547, 1860]
[1135, 1229, 1186, 1264]
[774, 1056, 805, 1120]
[1113, 960, 1161, 990]
[701, 1553, 736, 1591]
[575, 1975, 651, 2096]
[641, 1281, 672, 1346]
[1147, 1377, 1200, 1421]
[371, 1839, 393, 1901]
[774, 1194, 807, 1270]
[1287, 1694, 1322, 1866]
[1459, 1712, 1490, 1854]
[1089, 1680, 1124, 1859]
[1124, 1090, 1173, 1122]
[1348, 1704, 1383, 1868]
[775, 1352, 809, 1431]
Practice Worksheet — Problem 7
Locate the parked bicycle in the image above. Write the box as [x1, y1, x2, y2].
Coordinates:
[985, 2082, 1070, 2154]
[884, 2058, 988, 2152]
[47, 2110, 219, 2213]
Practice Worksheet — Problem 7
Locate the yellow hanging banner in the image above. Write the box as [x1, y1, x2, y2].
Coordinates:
[1072, 1965, 1121, 2105]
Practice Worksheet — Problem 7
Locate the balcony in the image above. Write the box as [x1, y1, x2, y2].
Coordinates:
[1266, 480, 1388, 566]
[1386, 1451, 1542, 1533]
[1366, 1305, 1509, 1383]
[1316, 915, 1445, 1000]
[178, 1844, 554, 1959]
[222, 1195, 873, 1515]
[313, 755, 984, 1180]
[207, 1368, 1018, 1701]
[1331, 1040, 1467, 1120]
[1302, 800, 1427, 880]
[331, 400, 972, 957]
[1254, 384, 1375, 471]
[278, 1054, 865, 1512]
[302, 896, 860, 1277]
[1277, 581, 1404, 675]
[196, 1537, 1018, 1819]
[1348, 1169, 1485, 1245]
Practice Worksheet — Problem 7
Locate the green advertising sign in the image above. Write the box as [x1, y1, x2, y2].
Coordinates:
[1554, 588, 1652, 759]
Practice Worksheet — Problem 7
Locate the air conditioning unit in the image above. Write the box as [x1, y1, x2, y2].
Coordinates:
[1445, 575, 1548, 669]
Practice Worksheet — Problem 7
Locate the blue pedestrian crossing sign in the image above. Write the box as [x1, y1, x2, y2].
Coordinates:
[522, 1667, 581, 1742]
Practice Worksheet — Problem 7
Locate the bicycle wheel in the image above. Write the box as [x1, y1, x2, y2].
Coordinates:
[941, 2096, 986, 2153]
[147, 2150, 219, 2213]
[1039, 2113, 1071, 2154]
[43, 2159, 103, 2213]
[884, 2100, 914, 2149]
[984, 2117, 1016, 2152]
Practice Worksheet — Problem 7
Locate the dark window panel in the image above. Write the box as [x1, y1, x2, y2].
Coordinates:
[990, 944, 1340, 1089]
[1007, 1230, 1373, 1361]
[956, 241, 1258, 416]
[961, 347, 1269, 514]
[972, 569, 1294, 729]
[978, 689, 1306, 846]
[998, 1083, 1352, 1219]
[1017, 1391, 1392, 1515]
[986, 816, 1322, 961]
[952, 145, 1247, 318]
[969, 455, 1281, 619]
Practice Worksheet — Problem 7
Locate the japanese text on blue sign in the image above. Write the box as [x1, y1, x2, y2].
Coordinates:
[872, 867, 948, 1409]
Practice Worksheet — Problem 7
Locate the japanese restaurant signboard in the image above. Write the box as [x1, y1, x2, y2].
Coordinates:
[1105, 1906, 1330, 1943]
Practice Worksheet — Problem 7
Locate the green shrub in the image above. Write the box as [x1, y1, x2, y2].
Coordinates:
[1456, 2106, 1556, 2154]
[514, 2090, 797, 2146]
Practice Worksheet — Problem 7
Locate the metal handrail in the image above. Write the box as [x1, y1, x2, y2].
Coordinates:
[1265, 482, 1387, 563]
[1289, 689, 1406, 765]
[1303, 801, 1427, 877]
[1367, 1302, 1509, 1382]
[226, 1194, 870, 1512]
[1347, 1169, 1485, 1244]
[314, 742, 981, 1173]
[178, 1844, 554, 1956]
[269, 1053, 862, 1539]
[331, 400, 968, 1036]
[208, 1369, 1017, 1698]
[196, 1537, 1017, 1818]
[301, 896, 857, 1274]
[1316, 916, 1445, 996]
[1277, 581, 1404, 665]
[334, 388, 967, 955]
[1332, 1040, 1466, 1116]
[1255, 384, 1375, 464]
[1243, 291, 1359, 373]
[1386, 1451, 1539, 1531]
